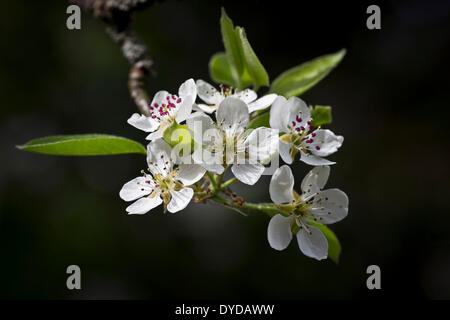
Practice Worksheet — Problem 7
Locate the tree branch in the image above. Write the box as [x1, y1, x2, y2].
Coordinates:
[69, 0, 159, 115]
[107, 26, 153, 115]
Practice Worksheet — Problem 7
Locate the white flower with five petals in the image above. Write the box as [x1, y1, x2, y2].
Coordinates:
[119, 138, 205, 214]
[270, 96, 344, 166]
[187, 97, 279, 185]
[195, 79, 277, 114]
[267, 165, 348, 260]
[127, 79, 197, 141]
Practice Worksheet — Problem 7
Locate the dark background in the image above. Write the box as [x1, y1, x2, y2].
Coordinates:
[1, 0, 449, 299]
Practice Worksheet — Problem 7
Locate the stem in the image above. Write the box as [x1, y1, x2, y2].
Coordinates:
[206, 172, 218, 191]
[211, 195, 282, 217]
[220, 177, 237, 189]
[215, 174, 224, 189]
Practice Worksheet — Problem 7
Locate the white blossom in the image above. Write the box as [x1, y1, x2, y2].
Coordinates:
[127, 79, 197, 141]
[119, 138, 205, 214]
[187, 97, 279, 185]
[270, 96, 343, 165]
[267, 165, 348, 260]
[195, 79, 277, 114]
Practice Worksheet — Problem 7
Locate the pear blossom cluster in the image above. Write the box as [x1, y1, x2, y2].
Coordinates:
[120, 78, 348, 260]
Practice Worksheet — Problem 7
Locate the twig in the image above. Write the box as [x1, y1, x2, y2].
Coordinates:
[210, 195, 282, 217]
[107, 26, 154, 115]
[69, 0, 158, 115]
[220, 177, 237, 189]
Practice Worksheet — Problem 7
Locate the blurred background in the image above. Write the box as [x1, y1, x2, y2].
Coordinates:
[1, 0, 449, 299]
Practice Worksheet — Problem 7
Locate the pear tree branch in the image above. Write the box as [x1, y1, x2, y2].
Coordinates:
[69, 0, 159, 115]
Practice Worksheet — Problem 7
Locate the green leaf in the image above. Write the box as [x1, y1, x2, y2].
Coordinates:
[247, 112, 270, 129]
[17, 134, 147, 156]
[209, 52, 235, 86]
[236, 27, 269, 90]
[209, 52, 253, 88]
[309, 221, 342, 264]
[220, 8, 244, 87]
[311, 105, 332, 127]
[270, 49, 346, 98]
[239, 65, 254, 89]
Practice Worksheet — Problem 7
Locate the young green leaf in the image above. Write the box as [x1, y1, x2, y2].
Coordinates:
[17, 134, 147, 156]
[209, 52, 236, 86]
[236, 27, 269, 90]
[220, 8, 244, 87]
[209, 52, 253, 88]
[239, 66, 254, 89]
[311, 105, 332, 127]
[270, 49, 346, 98]
[247, 112, 270, 129]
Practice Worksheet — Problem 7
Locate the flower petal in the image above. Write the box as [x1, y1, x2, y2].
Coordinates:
[127, 113, 160, 132]
[196, 79, 223, 105]
[287, 97, 310, 131]
[248, 94, 278, 113]
[269, 96, 289, 132]
[167, 188, 194, 213]
[267, 214, 293, 251]
[178, 78, 197, 98]
[119, 176, 154, 201]
[309, 188, 349, 224]
[231, 163, 265, 185]
[192, 149, 225, 174]
[186, 112, 216, 145]
[195, 103, 217, 114]
[232, 88, 257, 104]
[191, 103, 202, 112]
[216, 97, 249, 133]
[200, 162, 225, 174]
[245, 127, 279, 163]
[269, 165, 294, 204]
[176, 164, 206, 185]
[279, 141, 293, 164]
[296, 225, 328, 260]
[301, 166, 330, 198]
[150, 90, 170, 108]
[176, 79, 197, 123]
[304, 129, 343, 157]
[175, 101, 193, 124]
[147, 138, 174, 176]
[300, 150, 336, 166]
[146, 131, 163, 141]
[126, 196, 162, 215]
